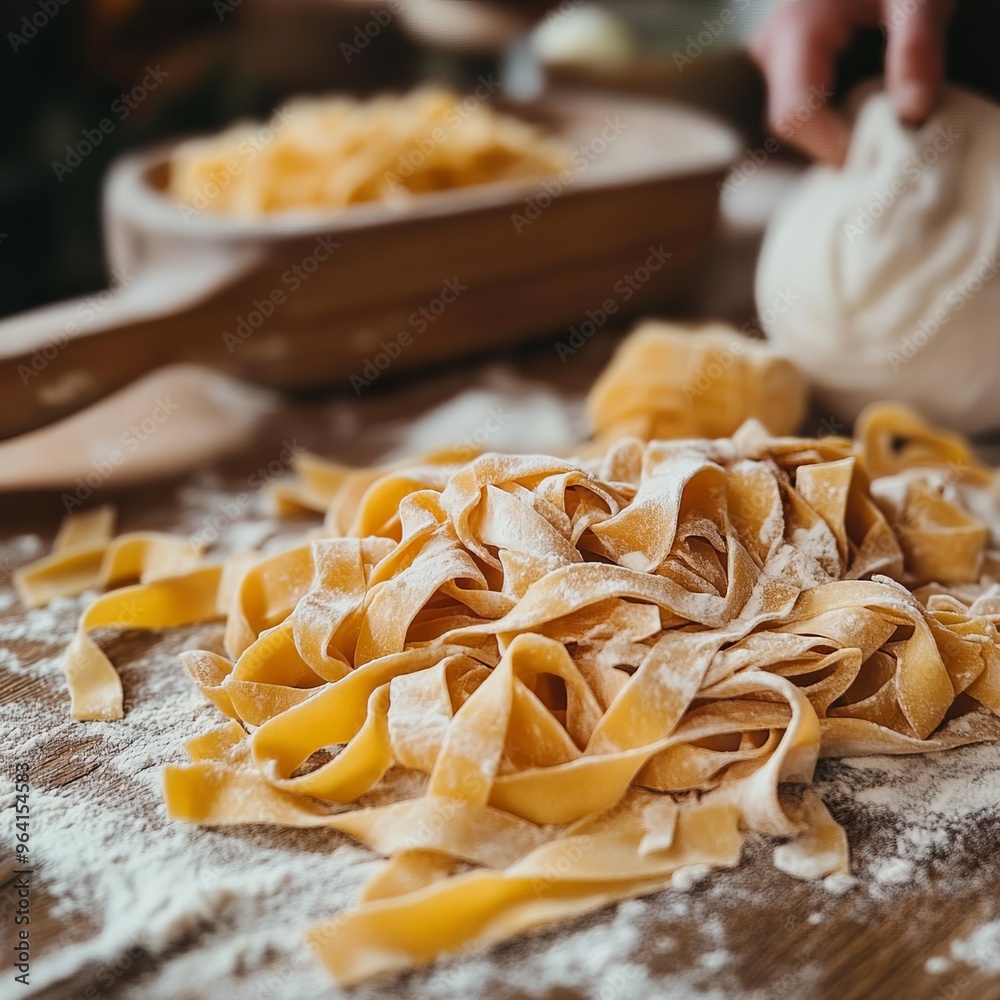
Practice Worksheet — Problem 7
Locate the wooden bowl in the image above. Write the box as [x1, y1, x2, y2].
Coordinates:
[0, 89, 740, 440]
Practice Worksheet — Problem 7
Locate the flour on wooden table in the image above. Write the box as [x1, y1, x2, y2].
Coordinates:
[924, 921, 1000, 978]
[0, 596, 82, 646]
[3, 366, 1000, 1000]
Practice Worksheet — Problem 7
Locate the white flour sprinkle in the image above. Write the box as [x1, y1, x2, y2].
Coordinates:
[671, 864, 712, 891]
[699, 950, 730, 971]
[0, 595, 85, 643]
[925, 920, 1000, 978]
[4, 372, 1000, 1000]
[872, 858, 913, 884]
[949, 920, 1000, 975]
[822, 873, 858, 895]
[830, 744, 1000, 871]
[3, 533, 44, 559]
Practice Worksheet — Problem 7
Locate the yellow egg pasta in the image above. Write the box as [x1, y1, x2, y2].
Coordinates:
[587, 321, 809, 442]
[17, 326, 1000, 985]
[168, 87, 566, 217]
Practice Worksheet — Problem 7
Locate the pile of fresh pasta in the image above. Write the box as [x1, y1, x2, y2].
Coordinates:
[17, 323, 1000, 986]
[168, 86, 565, 216]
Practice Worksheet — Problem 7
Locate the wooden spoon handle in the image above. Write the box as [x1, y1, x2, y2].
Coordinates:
[0, 310, 171, 441]
[0, 255, 256, 440]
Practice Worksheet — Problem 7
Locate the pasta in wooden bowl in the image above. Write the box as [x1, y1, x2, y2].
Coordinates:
[168, 87, 567, 216]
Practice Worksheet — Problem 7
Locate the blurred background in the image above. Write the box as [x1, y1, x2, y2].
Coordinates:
[6, 0, 1000, 317]
[1, 0, 786, 319]
[5, 0, 1000, 499]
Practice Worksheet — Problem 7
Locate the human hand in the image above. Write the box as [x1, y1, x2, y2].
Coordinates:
[750, 0, 955, 165]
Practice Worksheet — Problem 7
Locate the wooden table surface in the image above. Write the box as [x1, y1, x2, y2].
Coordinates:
[3, 203, 1000, 1000]
[3, 332, 1000, 1000]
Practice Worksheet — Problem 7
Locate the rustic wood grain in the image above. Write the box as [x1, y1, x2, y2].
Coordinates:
[3, 261, 1000, 1000]
[0, 91, 736, 441]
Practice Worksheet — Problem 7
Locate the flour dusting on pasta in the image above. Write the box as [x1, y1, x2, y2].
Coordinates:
[15, 322, 1000, 986]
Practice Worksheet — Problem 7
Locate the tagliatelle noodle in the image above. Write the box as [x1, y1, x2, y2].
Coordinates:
[167, 88, 566, 217]
[856, 402, 993, 484]
[13, 504, 204, 610]
[63, 565, 223, 721]
[587, 321, 809, 443]
[18, 324, 1000, 984]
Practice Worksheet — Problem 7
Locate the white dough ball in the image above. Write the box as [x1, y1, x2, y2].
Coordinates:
[530, 5, 634, 68]
[755, 85, 1000, 434]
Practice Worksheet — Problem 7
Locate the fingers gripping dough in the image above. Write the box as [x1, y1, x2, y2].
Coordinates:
[756, 85, 1000, 433]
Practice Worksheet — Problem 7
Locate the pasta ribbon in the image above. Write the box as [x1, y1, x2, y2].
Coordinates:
[168, 88, 565, 216]
[20, 324, 1000, 983]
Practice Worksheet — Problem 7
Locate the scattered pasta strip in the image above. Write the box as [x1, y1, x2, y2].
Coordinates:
[168, 87, 565, 216]
[19, 325, 1000, 984]
[14, 505, 203, 612]
[855, 401, 993, 485]
[588, 321, 808, 442]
